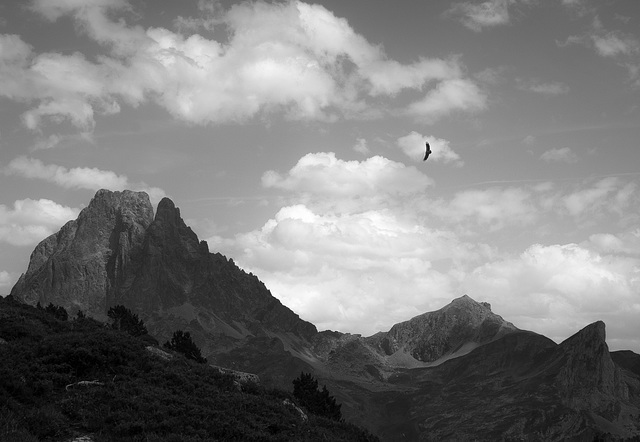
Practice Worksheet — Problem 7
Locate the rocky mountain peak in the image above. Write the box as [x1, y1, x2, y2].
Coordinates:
[11, 189, 317, 350]
[375, 294, 517, 363]
[11, 189, 153, 318]
[155, 197, 182, 226]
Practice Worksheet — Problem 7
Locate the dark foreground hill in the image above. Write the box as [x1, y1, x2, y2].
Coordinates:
[9, 189, 640, 441]
[0, 296, 378, 442]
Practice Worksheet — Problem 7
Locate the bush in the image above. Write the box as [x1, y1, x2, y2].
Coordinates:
[108, 305, 148, 337]
[293, 372, 342, 421]
[164, 330, 207, 364]
[44, 303, 68, 321]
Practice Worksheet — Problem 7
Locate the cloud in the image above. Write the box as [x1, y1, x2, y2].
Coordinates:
[262, 152, 433, 212]
[560, 17, 640, 85]
[396, 131, 463, 166]
[406, 78, 487, 121]
[0, 271, 14, 291]
[0, 198, 80, 246]
[592, 33, 640, 58]
[353, 138, 370, 155]
[5, 156, 166, 204]
[562, 177, 636, 218]
[447, 0, 533, 32]
[517, 79, 569, 96]
[464, 243, 640, 347]
[540, 147, 578, 163]
[432, 186, 539, 231]
[212, 203, 479, 333]
[2, 0, 486, 138]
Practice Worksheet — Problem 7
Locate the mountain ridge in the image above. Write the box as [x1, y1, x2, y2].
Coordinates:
[8, 189, 640, 441]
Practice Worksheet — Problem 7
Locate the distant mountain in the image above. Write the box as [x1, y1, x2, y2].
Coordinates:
[10, 189, 640, 441]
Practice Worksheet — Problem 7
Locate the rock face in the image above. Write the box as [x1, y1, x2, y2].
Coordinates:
[11, 190, 317, 347]
[554, 321, 628, 410]
[11, 190, 153, 318]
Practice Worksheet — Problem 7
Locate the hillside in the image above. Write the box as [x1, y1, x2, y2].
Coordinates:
[0, 296, 377, 441]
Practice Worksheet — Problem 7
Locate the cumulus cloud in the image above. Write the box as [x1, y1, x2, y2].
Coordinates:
[396, 131, 463, 166]
[214, 203, 479, 333]
[262, 152, 432, 212]
[210, 151, 640, 348]
[1, 0, 486, 138]
[0, 198, 79, 246]
[5, 156, 166, 204]
[540, 147, 578, 163]
[464, 243, 640, 347]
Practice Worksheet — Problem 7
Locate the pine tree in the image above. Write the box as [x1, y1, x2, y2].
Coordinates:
[107, 305, 148, 337]
[293, 372, 342, 421]
[44, 303, 68, 321]
[164, 330, 207, 364]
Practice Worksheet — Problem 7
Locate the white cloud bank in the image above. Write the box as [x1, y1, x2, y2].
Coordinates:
[0, 0, 487, 140]
[210, 152, 640, 351]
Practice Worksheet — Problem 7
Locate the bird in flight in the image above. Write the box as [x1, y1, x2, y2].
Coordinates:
[423, 142, 432, 161]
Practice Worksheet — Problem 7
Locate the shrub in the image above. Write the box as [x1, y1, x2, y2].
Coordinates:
[163, 330, 207, 364]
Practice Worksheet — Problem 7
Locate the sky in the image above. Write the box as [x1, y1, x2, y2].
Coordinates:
[1, 0, 639, 351]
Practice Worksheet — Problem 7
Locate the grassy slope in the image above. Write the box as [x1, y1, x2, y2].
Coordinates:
[0, 296, 378, 442]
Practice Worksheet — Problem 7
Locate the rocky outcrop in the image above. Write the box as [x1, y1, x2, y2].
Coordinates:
[373, 295, 517, 363]
[554, 321, 629, 411]
[11, 190, 153, 318]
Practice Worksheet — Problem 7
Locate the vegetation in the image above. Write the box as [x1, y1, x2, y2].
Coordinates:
[163, 330, 207, 364]
[0, 296, 378, 441]
[293, 372, 342, 422]
[107, 305, 148, 337]
[38, 302, 69, 321]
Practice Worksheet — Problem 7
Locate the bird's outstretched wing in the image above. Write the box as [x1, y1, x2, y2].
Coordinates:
[423, 142, 432, 161]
